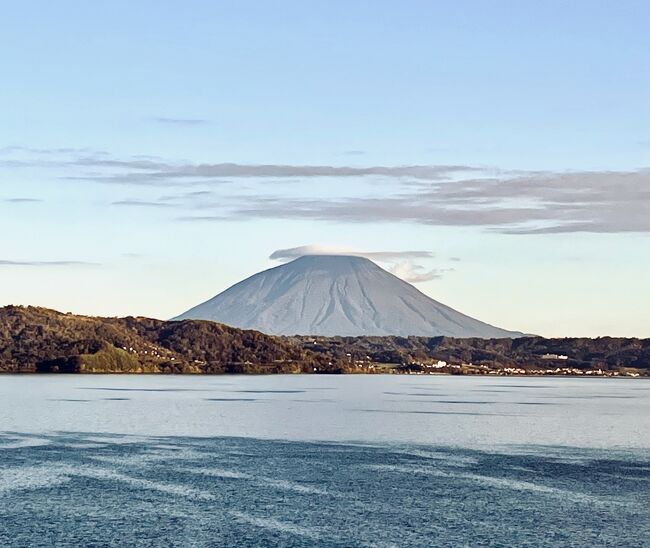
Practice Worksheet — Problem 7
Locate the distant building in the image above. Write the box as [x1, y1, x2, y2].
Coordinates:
[541, 353, 569, 360]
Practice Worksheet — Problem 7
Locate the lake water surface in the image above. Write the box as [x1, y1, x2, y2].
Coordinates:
[1, 375, 648, 546]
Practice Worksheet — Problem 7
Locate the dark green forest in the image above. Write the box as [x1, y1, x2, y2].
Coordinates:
[1, 306, 648, 375]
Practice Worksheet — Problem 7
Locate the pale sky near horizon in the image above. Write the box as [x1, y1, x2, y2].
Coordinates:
[1, 1, 649, 337]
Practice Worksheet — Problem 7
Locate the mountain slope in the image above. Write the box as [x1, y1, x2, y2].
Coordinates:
[174, 255, 521, 338]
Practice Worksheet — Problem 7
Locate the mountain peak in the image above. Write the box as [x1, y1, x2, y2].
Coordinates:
[288, 254, 377, 272]
[174, 257, 521, 338]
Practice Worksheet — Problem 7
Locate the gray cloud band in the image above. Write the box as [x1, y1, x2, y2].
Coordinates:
[3, 147, 649, 233]
[156, 169, 650, 234]
[228, 171, 650, 234]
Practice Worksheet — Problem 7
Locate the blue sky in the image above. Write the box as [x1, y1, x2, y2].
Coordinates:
[1, 1, 649, 337]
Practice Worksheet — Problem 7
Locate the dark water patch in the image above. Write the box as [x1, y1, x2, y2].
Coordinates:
[537, 395, 633, 400]
[288, 399, 335, 403]
[488, 384, 553, 389]
[383, 391, 443, 397]
[204, 398, 261, 402]
[0, 432, 648, 546]
[512, 402, 556, 406]
[622, 465, 650, 472]
[359, 409, 509, 416]
[79, 387, 210, 392]
[234, 390, 306, 394]
[102, 398, 130, 401]
[386, 399, 497, 405]
[434, 400, 494, 405]
[598, 472, 650, 482]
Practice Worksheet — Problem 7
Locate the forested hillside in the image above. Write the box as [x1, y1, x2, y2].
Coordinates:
[1, 306, 648, 375]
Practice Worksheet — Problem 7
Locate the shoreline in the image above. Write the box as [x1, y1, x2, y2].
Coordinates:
[0, 370, 647, 378]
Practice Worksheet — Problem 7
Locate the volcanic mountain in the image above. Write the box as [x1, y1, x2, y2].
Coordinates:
[174, 255, 521, 338]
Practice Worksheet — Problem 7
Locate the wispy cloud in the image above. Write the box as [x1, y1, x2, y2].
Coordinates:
[0, 147, 480, 184]
[269, 245, 442, 283]
[69, 160, 476, 184]
[176, 214, 230, 222]
[388, 261, 450, 283]
[112, 199, 175, 208]
[0, 146, 94, 156]
[151, 117, 209, 126]
[3, 197, 42, 203]
[269, 245, 434, 262]
[0, 260, 100, 267]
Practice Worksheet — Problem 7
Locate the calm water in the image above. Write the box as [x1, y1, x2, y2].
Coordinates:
[1, 375, 649, 546]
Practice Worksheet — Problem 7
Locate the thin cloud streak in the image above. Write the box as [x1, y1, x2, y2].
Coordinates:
[0, 260, 100, 267]
[152, 117, 209, 126]
[269, 245, 434, 262]
[112, 199, 175, 208]
[70, 161, 478, 183]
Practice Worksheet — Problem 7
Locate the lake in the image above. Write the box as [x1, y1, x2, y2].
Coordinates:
[1, 375, 649, 546]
